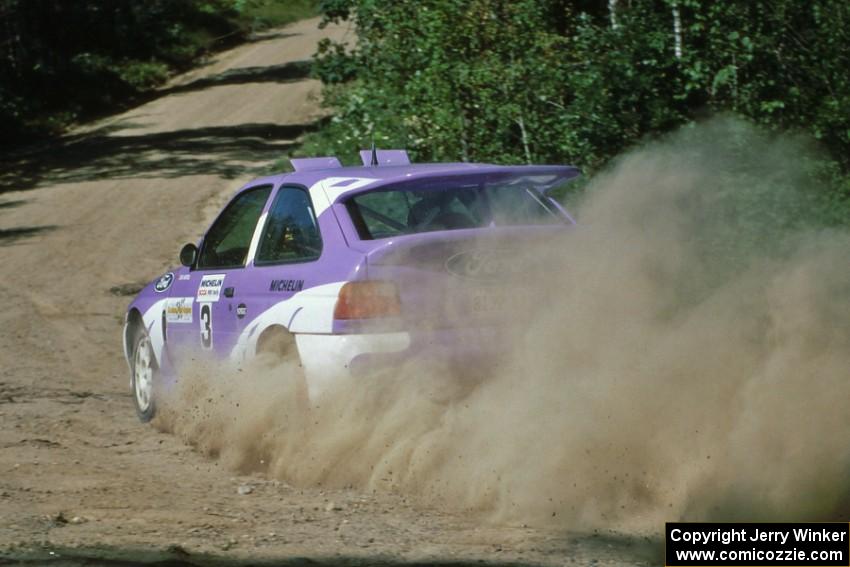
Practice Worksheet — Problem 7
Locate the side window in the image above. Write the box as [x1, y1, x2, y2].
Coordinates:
[255, 186, 322, 265]
[197, 186, 271, 269]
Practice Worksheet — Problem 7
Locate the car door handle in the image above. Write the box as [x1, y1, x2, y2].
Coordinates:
[223, 286, 235, 298]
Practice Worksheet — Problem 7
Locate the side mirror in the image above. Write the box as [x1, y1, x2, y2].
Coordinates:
[179, 243, 198, 267]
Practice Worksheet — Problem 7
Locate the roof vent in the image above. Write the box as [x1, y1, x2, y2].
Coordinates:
[359, 149, 410, 167]
[290, 157, 342, 172]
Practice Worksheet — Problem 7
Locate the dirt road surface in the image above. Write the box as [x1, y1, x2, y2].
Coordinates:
[0, 18, 654, 566]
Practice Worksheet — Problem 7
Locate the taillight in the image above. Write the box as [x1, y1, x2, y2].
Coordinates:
[334, 281, 401, 320]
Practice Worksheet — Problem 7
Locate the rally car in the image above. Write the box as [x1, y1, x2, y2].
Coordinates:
[124, 149, 578, 421]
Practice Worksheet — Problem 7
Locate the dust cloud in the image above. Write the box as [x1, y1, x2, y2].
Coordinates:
[157, 118, 850, 531]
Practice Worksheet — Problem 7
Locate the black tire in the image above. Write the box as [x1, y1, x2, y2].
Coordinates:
[131, 328, 157, 422]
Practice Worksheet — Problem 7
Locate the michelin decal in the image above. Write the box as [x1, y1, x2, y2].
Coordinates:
[197, 274, 225, 302]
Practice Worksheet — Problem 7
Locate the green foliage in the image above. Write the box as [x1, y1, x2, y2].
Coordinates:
[310, 0, 578, 165]
[306, 0, 850, 226]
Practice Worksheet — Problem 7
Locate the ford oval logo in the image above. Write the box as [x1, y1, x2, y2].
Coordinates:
[154, 272, 174, 293]
[445, 250, 515, 281]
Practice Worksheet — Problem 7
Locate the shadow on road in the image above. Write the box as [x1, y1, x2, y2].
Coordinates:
[0, 533, 661, 567]
[161, 60, 312, 97]
[0, 122, 319, 195]
[0, 225, 57, 244]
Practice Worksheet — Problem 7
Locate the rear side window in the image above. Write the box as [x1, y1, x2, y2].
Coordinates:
[197, 186, 271, 269]
[347, 182, 562, 240]
[255, 186, 322, 265]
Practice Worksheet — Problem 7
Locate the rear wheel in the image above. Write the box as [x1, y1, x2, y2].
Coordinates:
[256, 327, 309, 409]
[131, 330, 157, 422]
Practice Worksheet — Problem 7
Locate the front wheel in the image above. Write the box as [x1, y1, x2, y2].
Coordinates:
[131, 330, 157, 422]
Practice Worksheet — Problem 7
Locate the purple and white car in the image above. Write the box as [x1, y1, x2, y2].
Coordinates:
[123, 150, 578, 421]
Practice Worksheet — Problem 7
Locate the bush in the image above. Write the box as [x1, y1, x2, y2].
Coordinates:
[304, 0, 850, 226]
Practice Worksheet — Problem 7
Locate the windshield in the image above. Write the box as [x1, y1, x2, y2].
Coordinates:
[346, 181, 565, 240]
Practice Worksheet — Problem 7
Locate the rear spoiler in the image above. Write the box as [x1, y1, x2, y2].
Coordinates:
[358, 149, 411, 167]
[510, 167, 580, 195]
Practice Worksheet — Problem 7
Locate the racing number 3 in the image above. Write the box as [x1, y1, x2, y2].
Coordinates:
[199, 304, 213, 349]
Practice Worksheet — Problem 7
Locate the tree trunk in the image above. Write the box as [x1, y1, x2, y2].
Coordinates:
[672, 2, 683, 59]
[609, 0, 619, 30]
[516, 115, 532, 164]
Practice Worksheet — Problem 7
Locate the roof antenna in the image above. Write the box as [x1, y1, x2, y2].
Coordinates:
[370, 139, 379, 167]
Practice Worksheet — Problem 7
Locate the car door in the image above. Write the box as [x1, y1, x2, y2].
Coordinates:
[228, 185, 324, 345]
[164, 185, 273, 360]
